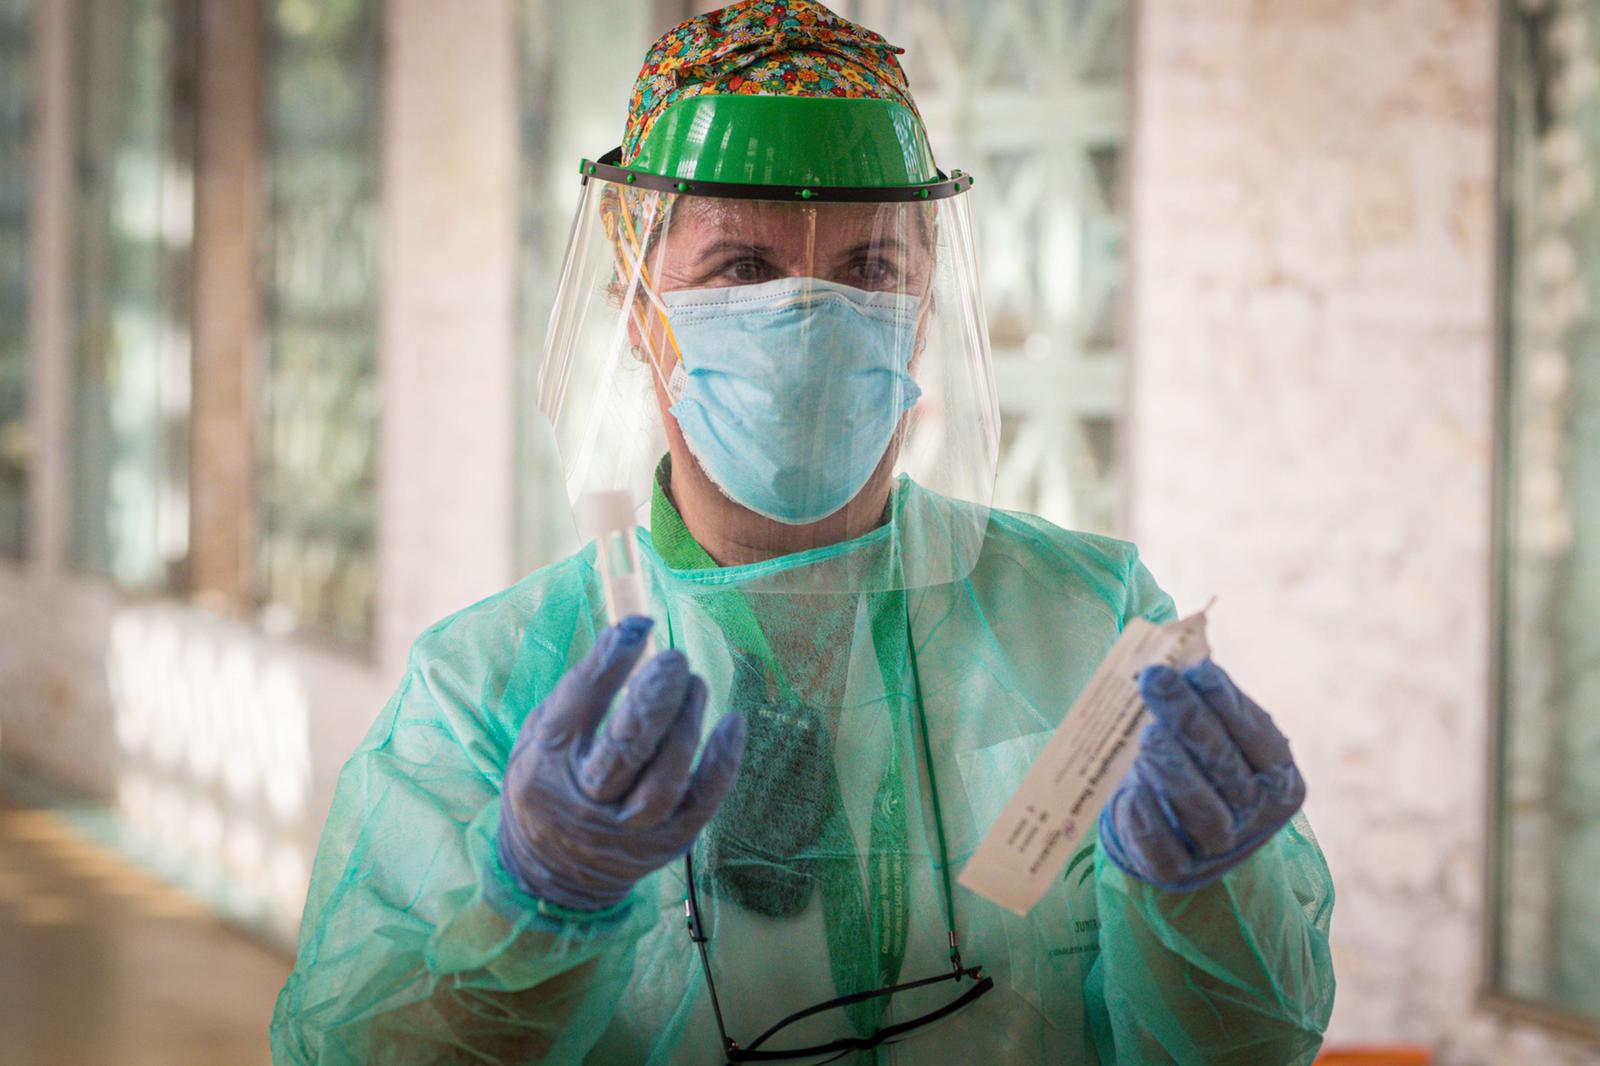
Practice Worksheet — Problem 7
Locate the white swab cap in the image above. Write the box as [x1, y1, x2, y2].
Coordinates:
[576, 489, 636, 540]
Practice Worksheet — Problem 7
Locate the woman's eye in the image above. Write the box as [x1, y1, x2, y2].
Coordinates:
[725, 258, 773, 284]
[851, 258, 897, 287]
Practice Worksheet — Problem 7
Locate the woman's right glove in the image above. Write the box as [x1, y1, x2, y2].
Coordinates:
[1097, 660, 1306, 893]
[497, 616, 747, 911]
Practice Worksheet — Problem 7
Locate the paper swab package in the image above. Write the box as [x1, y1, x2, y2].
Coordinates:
[958, 605, 1213, 916]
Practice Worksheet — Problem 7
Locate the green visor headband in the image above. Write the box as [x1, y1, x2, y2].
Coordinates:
[582, 95, 973, 203]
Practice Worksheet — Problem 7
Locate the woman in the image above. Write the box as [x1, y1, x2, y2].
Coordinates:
[270, 3, 1334, 1063]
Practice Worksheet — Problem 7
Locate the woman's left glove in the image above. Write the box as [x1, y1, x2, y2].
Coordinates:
[1097, 659, 1306, 892]
[496, 618, 747, 912]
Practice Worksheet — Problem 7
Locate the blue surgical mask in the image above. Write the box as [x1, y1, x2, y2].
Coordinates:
[661, 277, 923, 526]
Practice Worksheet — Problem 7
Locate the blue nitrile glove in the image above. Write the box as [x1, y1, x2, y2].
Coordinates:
[1098, 659, 1306, 893]
[497, 616, 747, 911]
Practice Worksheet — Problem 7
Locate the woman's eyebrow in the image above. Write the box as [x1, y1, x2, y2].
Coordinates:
[832, 237, 907, 259]
[694, 239, 779, 259]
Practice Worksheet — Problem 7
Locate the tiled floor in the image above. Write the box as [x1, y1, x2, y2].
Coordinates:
[0, 787, 292, 1066]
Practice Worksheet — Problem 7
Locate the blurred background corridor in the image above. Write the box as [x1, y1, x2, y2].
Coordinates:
[1, 0, 1599, 1062]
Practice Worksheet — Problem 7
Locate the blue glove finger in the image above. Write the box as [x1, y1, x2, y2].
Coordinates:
[665, 712, 747, 842]
[578, 649, 692, 803]
[618, 675, 708, 828]
[1137, 722, 1237, 858]
[1100, 783, 1191, 885]
[1181, 660, 1293, 773]
[1138, 665, 1254, 804]
[531, 616, 654, 748]
[1259, 761, 1308, 815]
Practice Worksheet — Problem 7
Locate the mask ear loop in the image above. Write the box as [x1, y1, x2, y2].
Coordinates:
[607, 187, 689, 403]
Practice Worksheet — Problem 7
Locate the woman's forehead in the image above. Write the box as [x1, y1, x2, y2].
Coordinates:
[665, 197, 917, 246]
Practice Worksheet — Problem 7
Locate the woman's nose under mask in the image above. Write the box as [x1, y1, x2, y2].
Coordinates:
[661, 277, 923, 527]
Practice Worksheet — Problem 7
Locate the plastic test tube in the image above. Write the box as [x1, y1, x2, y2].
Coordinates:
[577, 490, 649, 633]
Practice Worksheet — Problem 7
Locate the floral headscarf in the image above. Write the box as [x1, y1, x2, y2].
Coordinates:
[622, 0, 922, 165]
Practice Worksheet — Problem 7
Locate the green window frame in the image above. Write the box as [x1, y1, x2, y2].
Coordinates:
[257, 0, 381, 643]
[1489, 0, 1600, 1036]
[0, 0, 33, 558]
[69, 0, 195, 589]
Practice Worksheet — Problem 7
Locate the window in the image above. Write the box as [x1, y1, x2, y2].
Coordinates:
[257, 0, 380, 642]
[0, 0, 32, 558]
[849, 0, 1130, 534]
[70, 0, 195, 588]
[1491, 0, 1600, 1032]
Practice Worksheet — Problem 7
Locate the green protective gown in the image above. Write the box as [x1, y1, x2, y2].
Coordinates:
[270, 479, 1335, 1065]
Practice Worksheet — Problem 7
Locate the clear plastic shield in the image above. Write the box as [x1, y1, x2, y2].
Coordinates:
[537, 174, 998, 592]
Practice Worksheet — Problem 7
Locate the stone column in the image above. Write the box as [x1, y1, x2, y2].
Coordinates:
[26, 0, 74, 578]
[377, 0, 520, 670]
[190, 0, 261, 610]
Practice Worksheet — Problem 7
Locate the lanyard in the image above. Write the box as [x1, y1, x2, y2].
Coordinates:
[648, 474, 919, 1036]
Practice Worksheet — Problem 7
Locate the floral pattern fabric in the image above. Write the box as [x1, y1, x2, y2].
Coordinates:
[622, 0, 922, 165]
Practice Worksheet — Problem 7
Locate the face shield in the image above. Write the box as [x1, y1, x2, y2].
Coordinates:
[537, 144, 997, 593]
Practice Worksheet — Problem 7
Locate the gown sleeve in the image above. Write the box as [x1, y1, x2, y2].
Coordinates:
[269, 584, 660, 1065]
[1084, 552, 1336, 1065]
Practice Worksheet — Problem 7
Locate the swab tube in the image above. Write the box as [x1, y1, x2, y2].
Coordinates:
[577, 490, 649, 629]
